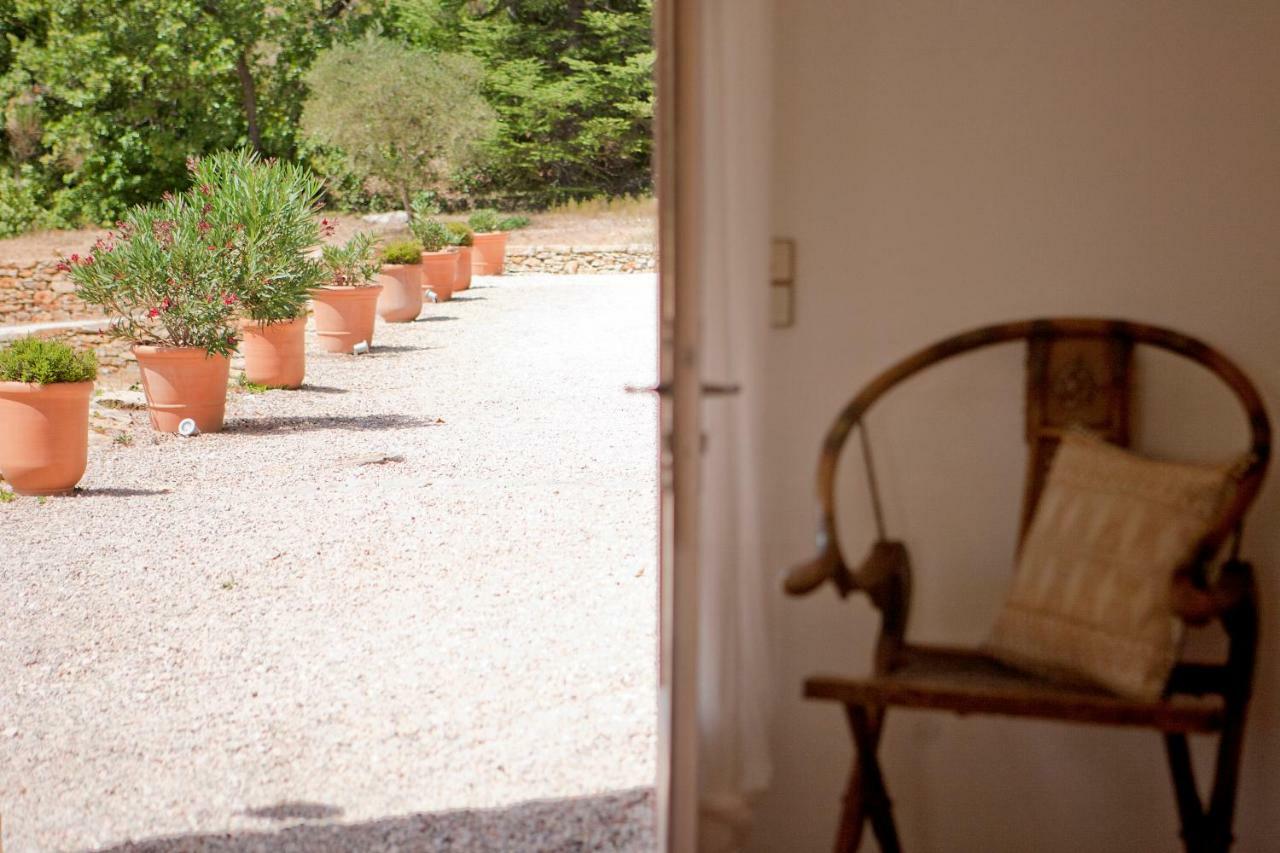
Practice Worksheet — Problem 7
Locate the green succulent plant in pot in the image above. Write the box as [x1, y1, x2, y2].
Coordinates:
[0, 338, 97, 496]
[189, 150, 328, 389]
[467, 208, 511, 277]
[411, 218, 457, 302]
[67, 192, 243, 434]
[444, 222, 475, 292]
[311, 233, 384, 353]
[377, 238, 425, 323]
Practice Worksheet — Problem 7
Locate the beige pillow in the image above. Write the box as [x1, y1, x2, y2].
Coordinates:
[986, 433, 1235, 700]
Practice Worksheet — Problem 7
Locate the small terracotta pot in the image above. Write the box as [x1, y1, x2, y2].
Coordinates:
[377, 264, 424, 322]
[471, 231, 508, 276]
[0, 380, 93, 495]
[421, 249, 457, 302]
[454, 246, 473, 291]
[133, 346, 231, 434]
[311, 284, 383, 353]
[240, 316, 306, 389]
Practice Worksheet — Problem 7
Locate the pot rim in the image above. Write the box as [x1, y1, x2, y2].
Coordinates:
[238, 314, 307, 331]
[310, 283, 384, 295]
[132, 344, 231, 360]
[0, 379, 95, 395]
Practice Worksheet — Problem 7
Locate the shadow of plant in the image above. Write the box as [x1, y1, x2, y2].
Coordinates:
[297, 385, 349, 395]
[90, 788, 653, 853]
[368, 344, 434, 354]
[447, 295, 485, 302]
[74, 487, 172, 498]
[225, 413, 438, 435]
[417, 316, 457, 323]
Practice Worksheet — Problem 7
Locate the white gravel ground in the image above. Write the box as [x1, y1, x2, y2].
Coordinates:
[0, 274, 659, 852]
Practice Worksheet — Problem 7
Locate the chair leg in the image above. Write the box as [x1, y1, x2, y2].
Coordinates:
[1165, 734, 1207, 852]
[842, 705, 901, 853]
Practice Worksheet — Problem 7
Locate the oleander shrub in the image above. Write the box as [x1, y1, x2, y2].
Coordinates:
[0, 338, 97, 384]
[382, 239, 424, 265]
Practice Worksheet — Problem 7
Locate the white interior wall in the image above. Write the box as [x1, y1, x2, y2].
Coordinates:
[747, 2, 1280, 851]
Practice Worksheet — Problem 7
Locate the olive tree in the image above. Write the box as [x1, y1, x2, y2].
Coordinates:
[301, 36, 495, 216]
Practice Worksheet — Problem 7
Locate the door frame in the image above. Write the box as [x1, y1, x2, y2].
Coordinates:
[654, 1, 704, 850]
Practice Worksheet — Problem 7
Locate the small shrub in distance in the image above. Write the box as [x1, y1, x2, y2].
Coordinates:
[444, 222, 474, 247]
[467, 208, 501, 233]
[411, 219, 451, 253]
[497, 215, 530, 231]
[319, 233, 381, 288]
[382, 239, 424, 265]
[0, 338, 98, 384]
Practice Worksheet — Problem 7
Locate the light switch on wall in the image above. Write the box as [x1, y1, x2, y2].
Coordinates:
[770, 238, 795, 328]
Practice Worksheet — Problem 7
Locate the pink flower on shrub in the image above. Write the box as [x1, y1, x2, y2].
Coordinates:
[148, 308, 160, 319]
[54, 261, 71, 273]
[223, 293, 237, 306]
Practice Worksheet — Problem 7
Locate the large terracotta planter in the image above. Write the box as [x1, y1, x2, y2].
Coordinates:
[0, 380, 93, 495]
[453, 246, 473, 291]
[133, 346, 231, 434]
[377, 264, 424, 322]
[421, 250, 457, 302]
[240, 316, 306, 389]
[471, 231, 508, 275]
[311, 284, 383, 353]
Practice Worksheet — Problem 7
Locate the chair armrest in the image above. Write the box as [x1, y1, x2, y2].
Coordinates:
[1171, 560, 1253, 626]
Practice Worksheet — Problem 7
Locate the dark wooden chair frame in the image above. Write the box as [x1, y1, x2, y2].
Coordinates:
[784, 318, 1271, 853]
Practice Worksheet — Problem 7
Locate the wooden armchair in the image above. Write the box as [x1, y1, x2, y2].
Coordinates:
[784, 318, 1271, 853]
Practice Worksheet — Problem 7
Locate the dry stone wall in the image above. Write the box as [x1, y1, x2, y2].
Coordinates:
[504, 244, 655, 274]
[0, 260, 94, 324]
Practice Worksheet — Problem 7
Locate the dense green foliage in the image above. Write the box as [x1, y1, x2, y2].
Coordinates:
[0, 1, 653, 235]
[0, 336, 97, 383]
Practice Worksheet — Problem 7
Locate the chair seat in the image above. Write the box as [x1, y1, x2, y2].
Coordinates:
[805, 645, 1224, 733]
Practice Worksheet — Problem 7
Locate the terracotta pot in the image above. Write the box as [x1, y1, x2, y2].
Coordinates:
[310, 284, 383, 353]
[133, 346, 231, 434]
[421, 249, 457, 302]
[0, 380, 93, 495]
[240, 316, 306, 389]
[377, 264, 424, 322]
[471, 231, 508, 276]
[454, 246, 473, 291]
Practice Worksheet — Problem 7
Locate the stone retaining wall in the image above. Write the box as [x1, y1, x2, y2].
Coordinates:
[0, 323, 135, 375]
[0, 244, 655, 326]
[504, 244, 655, 274]
[0, 260, 94, 324]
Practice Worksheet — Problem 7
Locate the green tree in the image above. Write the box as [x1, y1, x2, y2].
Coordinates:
[301, 35, 495, 216]
[389, 0, 654, 205]
[0, 0, 382, 226]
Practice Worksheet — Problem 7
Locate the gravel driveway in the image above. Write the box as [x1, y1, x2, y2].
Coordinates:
[0, 274, 659, 852]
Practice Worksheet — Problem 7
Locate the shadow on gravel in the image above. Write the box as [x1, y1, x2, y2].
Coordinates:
[417, 315, 457, 322]
[240, 801, 344, 822]
[225, 413, 437, 435]
[89, 787, 653, 853]
[75, 487, 171, 498]
[447, 295, 486, 302]
[369, 344, 435, 354]
[298, 385, 349, 394]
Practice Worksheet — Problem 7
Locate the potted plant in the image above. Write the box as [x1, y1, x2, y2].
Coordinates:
[311, 233, 383, 353]
[467, 208, 509, 276]
[377, 239, 425, 322]
[444, 222, 474, 292]
[68, 195, 241, 434]
[190, 150, 327, 390]
[0, 338, 97, 495]
[412, 218, 457, 302]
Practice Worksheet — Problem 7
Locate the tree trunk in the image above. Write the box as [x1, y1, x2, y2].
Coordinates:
[399, 184, 414, 220]
[235, 48, 263, 154]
